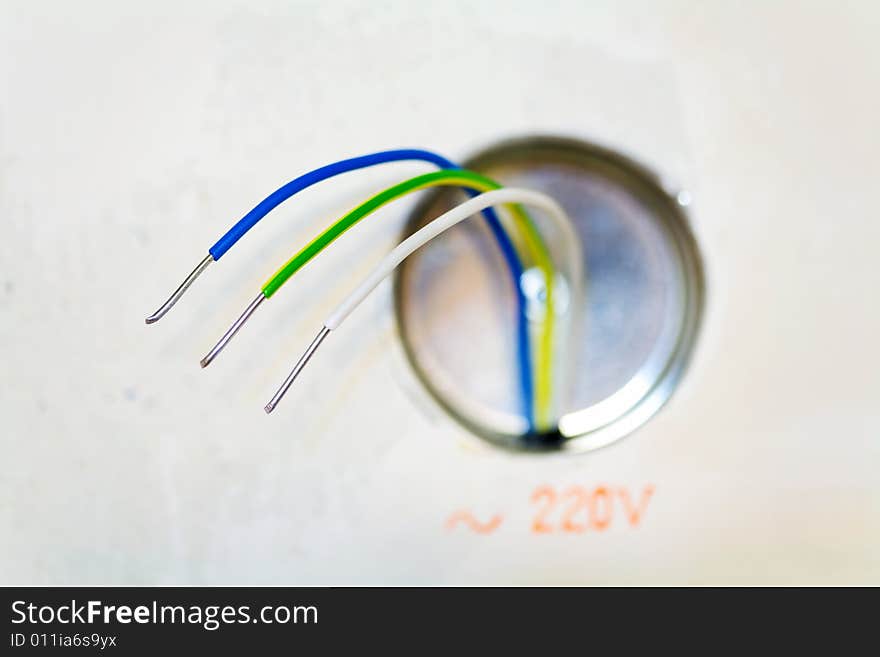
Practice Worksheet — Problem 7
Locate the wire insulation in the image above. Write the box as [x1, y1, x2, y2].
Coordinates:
[148, 149, 535, 430]
[266, 188, 573, 421]
[259, 169, 557, 429]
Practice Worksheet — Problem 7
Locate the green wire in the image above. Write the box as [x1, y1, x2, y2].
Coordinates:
[261, 169, 557, 430]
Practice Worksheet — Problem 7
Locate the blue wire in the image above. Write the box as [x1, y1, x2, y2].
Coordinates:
[207, 149, 534, 431]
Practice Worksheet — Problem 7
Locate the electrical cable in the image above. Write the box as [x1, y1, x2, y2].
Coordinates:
[144, 149, 524, 321]
[199, 169, 558, 428]
[263, 188, 573, 421]
[144, 149, 537, 429]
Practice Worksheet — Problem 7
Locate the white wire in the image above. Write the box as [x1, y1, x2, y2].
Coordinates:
[325, 188, 574, 329]
[264, 188, 582, 415]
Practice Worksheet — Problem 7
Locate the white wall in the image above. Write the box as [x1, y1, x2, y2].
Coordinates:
[1, 0, 878, 584]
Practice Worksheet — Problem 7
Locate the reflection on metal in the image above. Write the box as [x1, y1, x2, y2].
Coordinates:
[145, 254, 214, 324]
[200, 293, 265, 368]
[263, 326, 331, 414]
[393, 135, 705, 453]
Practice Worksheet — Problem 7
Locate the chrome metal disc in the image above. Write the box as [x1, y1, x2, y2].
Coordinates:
[393, 136, 704, 452]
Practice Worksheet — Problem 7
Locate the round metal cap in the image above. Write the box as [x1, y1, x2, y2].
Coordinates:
[393, 135, 704, 452]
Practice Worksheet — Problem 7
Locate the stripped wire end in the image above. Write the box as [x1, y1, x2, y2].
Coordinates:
[200, 293, 266, 368]
[264, 326, 331, 414]
[145, 254, 214, 324]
